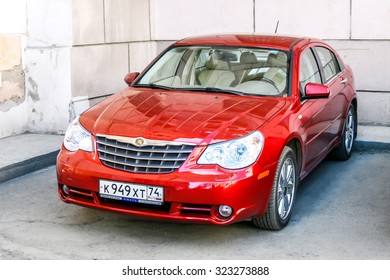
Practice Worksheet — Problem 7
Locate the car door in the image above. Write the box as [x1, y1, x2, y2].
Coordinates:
[299, 45, 348, 175]
[298, 47, 331, 174]
[313, 46, 349, 140]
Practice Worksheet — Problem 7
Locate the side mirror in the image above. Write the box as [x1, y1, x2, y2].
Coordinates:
[124, 72, 140, 86]
[304, 83, 330, 99]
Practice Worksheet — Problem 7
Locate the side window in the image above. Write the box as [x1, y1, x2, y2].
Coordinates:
[299, 49, 321, 94]
[315, 47, 341, 82]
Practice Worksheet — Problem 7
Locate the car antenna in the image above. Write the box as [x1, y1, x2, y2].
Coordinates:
[274, 20, 279, 33]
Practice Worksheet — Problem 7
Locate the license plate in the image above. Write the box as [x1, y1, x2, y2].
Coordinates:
[99, 179, 164, 205]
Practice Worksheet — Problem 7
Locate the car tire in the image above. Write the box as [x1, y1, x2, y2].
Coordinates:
[253, 146, 298, 230]
[332, 105, 357, 161]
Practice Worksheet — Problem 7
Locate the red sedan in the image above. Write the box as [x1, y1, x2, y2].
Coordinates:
[57, 34, 357, 230]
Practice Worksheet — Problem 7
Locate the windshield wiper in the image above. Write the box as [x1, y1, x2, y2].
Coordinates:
[134, 83, 174, 90]
[134, 84, 245, 96]
[184, 87, 245, 96]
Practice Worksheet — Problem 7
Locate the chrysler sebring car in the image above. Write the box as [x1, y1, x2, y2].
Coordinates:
[57, 34, 357, 230]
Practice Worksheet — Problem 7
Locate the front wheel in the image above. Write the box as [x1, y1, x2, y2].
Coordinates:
[253, 146, 298, 230]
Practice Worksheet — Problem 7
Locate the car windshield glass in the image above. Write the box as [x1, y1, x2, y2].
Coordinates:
[135, 46, 289, 97]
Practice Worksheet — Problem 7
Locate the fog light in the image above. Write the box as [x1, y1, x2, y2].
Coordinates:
[218, 205, 233, 218]
[62, 185, 70, 195]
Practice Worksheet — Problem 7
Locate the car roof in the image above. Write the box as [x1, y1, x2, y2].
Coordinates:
[173, 34, 309, 50]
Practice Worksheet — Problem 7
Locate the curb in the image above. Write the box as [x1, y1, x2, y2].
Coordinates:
[0, 150, 59, 184]
[354, 140, 390, 152]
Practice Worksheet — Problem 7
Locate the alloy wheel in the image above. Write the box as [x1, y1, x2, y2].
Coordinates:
[277, 158, 296, 220]
[344, 108, 355, 154]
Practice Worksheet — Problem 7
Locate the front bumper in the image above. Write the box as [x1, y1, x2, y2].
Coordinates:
[56, 146, 277, 225]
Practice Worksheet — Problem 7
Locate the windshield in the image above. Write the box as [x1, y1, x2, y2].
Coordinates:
[136, 46, 289, 96]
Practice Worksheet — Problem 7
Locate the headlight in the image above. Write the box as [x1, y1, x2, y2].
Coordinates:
[198, 131, 264, 169]
[63, 116, 92, 152]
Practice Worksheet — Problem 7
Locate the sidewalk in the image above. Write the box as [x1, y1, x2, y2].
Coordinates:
[355, 125, 390, 151]
[0, 133, 64, 183]
[0, 126, 389, 184]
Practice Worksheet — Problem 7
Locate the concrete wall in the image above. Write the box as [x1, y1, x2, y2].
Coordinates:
[0, 0, 27, 138]
[1, 0, 389, 139]
[69, 0, 158, 117]
[25, 0, 72, 134]
[0, 0, 72, 138]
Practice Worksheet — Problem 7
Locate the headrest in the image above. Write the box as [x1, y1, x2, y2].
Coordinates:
[206, 51, 233, 70]
[206, 53, 219, 69]
[267, 52, 287, 68]
[240, 52, 258, 64]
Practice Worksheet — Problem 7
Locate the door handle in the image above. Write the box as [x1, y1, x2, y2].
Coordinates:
[341, 77, 348, 84]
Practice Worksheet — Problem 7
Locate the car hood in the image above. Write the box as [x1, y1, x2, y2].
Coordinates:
[80, 88, 286, 145]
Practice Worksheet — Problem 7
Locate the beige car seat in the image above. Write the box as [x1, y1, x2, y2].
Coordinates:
[198, 52, 235, 87]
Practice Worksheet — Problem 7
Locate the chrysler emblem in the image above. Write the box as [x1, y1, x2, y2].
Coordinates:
[134, 137, 145, 147]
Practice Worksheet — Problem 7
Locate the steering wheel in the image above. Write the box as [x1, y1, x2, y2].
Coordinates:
[260, 77, 280, 93]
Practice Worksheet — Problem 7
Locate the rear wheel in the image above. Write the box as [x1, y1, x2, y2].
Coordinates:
[332, 105, 356, 160]
[253, 146, 298, 230]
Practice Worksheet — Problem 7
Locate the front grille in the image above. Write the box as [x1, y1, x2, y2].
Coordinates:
[96, 136, 195, 174]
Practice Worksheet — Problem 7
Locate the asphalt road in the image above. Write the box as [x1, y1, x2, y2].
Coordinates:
[0, 151, 389, 260]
